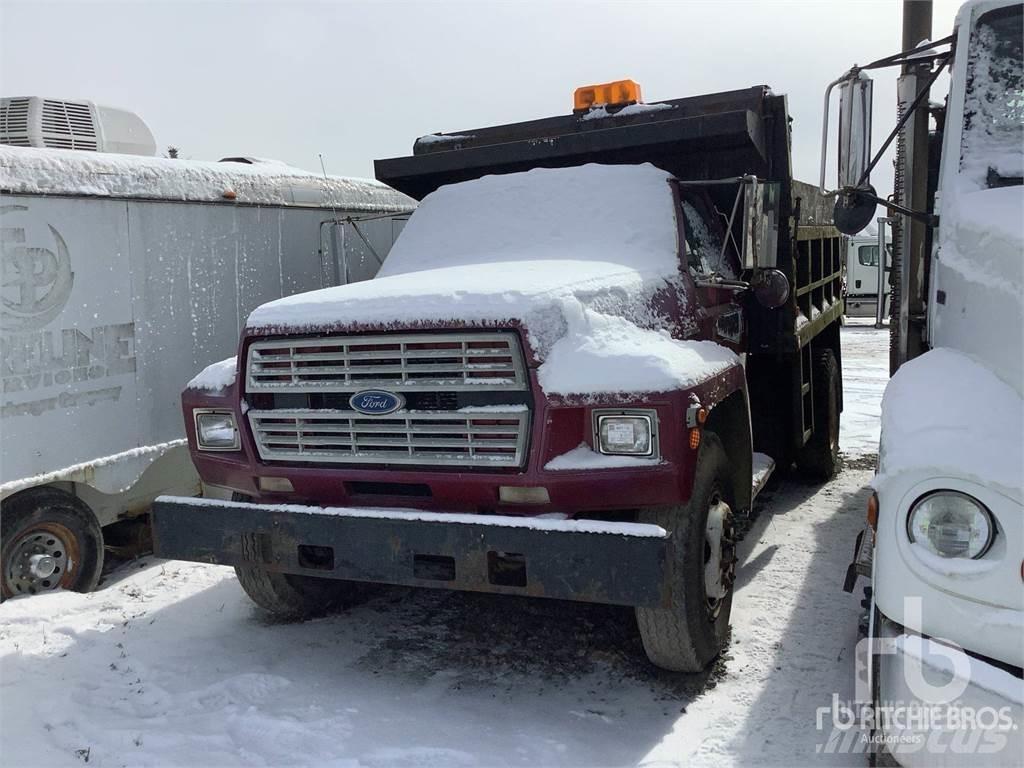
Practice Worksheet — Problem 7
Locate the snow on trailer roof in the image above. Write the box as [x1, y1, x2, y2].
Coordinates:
[0, 146, 415, 212]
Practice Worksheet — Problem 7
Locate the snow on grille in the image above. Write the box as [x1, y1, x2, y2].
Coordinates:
[246, 332, 527, 393]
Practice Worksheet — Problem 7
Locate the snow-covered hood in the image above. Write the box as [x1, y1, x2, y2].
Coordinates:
[245, 259, 738, 398]
[245, 163, 740, 398]
[246, 257, 669, 342]
[876, 347, 1023, 499]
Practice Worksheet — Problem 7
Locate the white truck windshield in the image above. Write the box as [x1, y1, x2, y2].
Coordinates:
[960, 4, 1024, 189]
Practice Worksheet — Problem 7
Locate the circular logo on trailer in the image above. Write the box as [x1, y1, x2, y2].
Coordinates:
[1, 206, 75, 332]
[349, 390, 406, 415]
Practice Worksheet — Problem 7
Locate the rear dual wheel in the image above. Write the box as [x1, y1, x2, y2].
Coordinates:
[798, 349, 841, 481]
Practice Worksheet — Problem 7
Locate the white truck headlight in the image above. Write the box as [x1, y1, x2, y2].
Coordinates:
[907, 491, 994, 559]
[594, 411, 656, 456]
[195, 409, 240, 451]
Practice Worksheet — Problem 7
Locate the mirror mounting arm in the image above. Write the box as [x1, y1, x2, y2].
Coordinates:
[852, 54, 951, 191]
[859, 190, 939, 228]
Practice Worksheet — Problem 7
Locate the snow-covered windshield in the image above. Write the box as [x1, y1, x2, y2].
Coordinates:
[377, 163, 680, 279]
[959, 4, 1023, 190]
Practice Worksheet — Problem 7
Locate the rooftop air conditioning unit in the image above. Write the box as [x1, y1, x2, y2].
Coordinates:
[0, 97, 157, 156]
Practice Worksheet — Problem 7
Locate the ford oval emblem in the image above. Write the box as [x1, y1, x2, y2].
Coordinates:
[349, 389, 406, 415]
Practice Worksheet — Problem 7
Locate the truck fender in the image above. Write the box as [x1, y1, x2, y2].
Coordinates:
[703, 389, 753, 515]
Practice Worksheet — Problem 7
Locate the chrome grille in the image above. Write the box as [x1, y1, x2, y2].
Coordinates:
[246, 332, 527, 392]
[249, 408, 530, 467]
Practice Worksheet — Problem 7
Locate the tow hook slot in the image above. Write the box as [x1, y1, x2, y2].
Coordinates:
[297, 544, 335, 571]
[413, 554, 456, 581]
[487, 551, 527, 587]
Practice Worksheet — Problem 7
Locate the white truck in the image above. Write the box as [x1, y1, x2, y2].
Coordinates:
[824, 1, 1022, 764]
[0, 99, 414, 599]
[844, 232, 892, 320]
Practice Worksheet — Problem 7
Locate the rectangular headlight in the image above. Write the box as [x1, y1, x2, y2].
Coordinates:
[195, 409, 239, 451]
[594, 410, 657, 457]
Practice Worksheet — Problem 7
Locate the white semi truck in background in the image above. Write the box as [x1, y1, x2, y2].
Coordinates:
[0, 98, 414, 599]
[826, 1, 1022, 764]
[845, 232, 892, 320]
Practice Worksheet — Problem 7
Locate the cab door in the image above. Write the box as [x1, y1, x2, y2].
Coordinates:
[676, 190, 747, 354]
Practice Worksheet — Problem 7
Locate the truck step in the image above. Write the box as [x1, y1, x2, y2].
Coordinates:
[752, 452, 776, 500]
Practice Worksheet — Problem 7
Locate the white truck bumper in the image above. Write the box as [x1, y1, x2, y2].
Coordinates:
[875, 615, 1023, 767]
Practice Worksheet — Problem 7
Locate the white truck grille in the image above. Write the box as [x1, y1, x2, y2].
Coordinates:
[248, 409, 530, 467]
[246, 332, 527, 392]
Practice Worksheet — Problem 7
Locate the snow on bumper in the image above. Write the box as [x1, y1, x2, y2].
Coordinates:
[152, 496, 672, 608]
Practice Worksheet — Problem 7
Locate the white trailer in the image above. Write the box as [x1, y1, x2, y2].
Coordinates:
[0, 136, 414, 599]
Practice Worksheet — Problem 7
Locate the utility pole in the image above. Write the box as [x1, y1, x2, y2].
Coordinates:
[892, 0, 933, 373]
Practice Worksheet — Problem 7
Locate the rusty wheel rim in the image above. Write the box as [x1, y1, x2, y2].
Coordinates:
[2, 522, 80, 598]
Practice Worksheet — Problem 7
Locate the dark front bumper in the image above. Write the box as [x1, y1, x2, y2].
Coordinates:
[152, 496, 672, 608]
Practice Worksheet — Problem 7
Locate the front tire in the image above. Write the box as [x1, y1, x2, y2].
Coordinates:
[228, 490, 360, 620]
[1, 488, 104, 600]
[234, 565, 358, 620]
[636, 434, 736, 672]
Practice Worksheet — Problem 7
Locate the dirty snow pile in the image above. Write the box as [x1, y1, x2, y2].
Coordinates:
[186, 356, 238, 392]
[876, 347, 1023, 495]
[0, 147, 414, 211]
[247, 164, 738, 396]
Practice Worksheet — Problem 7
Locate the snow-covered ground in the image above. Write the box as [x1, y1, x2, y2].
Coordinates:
[0, 325, 888, 768]
[839, 320, 890, 458]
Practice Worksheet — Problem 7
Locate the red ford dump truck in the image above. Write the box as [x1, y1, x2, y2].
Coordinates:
[151, 82, 845, 671]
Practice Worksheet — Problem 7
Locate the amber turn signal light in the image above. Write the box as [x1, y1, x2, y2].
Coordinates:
[574, 79, 642, 111]
[867, 491, 879, 531]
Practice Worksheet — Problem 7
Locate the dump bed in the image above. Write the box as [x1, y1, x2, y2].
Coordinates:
[375, 86, 785, 199]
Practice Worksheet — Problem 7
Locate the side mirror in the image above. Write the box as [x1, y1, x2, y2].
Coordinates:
[821, 70, 874, 192]
[838, 73, 873, 189]
[822, 71, 877, 234]
[751, 268, 790, 309]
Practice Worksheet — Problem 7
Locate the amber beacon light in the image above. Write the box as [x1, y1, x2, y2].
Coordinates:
[573, 79, 643, 111]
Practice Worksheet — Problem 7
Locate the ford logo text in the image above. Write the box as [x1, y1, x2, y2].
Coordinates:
[349, 390, 406, 415]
